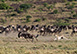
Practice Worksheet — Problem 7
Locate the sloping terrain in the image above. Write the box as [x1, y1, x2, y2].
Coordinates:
[0, 0, 76, 26]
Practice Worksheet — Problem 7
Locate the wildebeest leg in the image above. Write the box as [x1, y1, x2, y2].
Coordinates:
[43, 31, 45, 36]
[31, 38, 34, 42]
[26, 39, 29, 42]
[5, 32, 8, 36]
[35, 38, 38, 41]
[71, 31, 74, 36]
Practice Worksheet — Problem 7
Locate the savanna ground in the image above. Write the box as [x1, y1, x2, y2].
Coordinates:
[0, 30, 77, 54]
[0, 0, 77, 26]
[0, 0, 77, 54]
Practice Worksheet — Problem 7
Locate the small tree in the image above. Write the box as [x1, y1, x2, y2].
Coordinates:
[64, 18, 70, 22]
[73, 14, 77, 17]
[0, 3, 12, 9]
[47, 5, 53, 10]
[1, 0, 5, 2]
[26, 15, 32, 19]
[34, 19, 41, 22]
[71, 10, 75, 14]
[26, 18, 31, 23]
[53, 9, 58, 14]
[68, 0, 75, 1]
[20, 3, 32, 10]
[66, 2, 71, 6]
[43, 3, 48, 7]
[68, 5, 74, 9]
[64, 0, 68, 2]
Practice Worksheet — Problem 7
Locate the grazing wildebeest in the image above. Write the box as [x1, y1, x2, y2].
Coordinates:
[71, 25, 77, 36]
[16, 24, 22, 32]
[0, 26, 5, 34]
[39, 25, 46, 36]
[22, 25, 30, 32]
[30, 25, 36, 31]
[18, 32, 39, 42]
[35, 24, 40, 31]
[4, 25, 12, 35]
[11, 25, 17, 32]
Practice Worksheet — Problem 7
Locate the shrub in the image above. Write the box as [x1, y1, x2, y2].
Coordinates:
[26, 15, 32, 19]
[64, 18, 70, 22]
[38, 6, 43, 10]
[0, 3, 12, 9]
[73, 14, 77, 17]
[68, 0, 75, 1]
[0, 18, 7, 23]
[64, 0, 68, 2]
[53, 9, 58, 14]
[16, 8, 24, 13]
[66, 2, 70, 5]
[10, 0, 20, 1]
[43, 3, 48, 7]
[68, 5, 74, 9]
[42, 18, 46, 21]
[34, 19, 41, 22]
[58, 45, 62, 47]
[10, 18, 14, 21]
[71, 10, 75, 14]
[20, 3, 32, 10]
[72, 3, 76, 5]
[1, 0, 5, 2]
[47, 5, 53, 10]
[11, 13, 17, 16]
[26, 18, 31, 23]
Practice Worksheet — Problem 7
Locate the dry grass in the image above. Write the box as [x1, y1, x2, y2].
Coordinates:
[0, 1, 77, 25]
[0, 33, 77, 54]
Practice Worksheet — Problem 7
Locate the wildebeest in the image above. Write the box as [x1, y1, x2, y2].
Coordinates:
[18, 32, 39, 42]
[71, 25, 77, 36]
[16, 24, 22, 32]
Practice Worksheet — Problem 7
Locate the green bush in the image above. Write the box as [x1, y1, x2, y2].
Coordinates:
[10, 0, 20, 1]
[73, 14, 77, 17]
[42, 18, 46, 21]
[26, 15, 32, 19]
[66, 2, 70, 5]
[43, 3, 48, 7]
[0, 18, 7, 23]
[64, 18, 70, 22]
[53, 9, 58, 14]
[72, 3, 76, 5]
[68, 5, 74, 9]
[64, 0, 68, 2]
[16, 8, 24, 13]
[71, 10, 75, 14]
[34, 19, 41, 22]
[0, 3, 12, 9]
[68, 0, 75, 1]
[11, 13, 17, 16]
[20, 3, 32, 10]
[38, 6, 43, 10]
[10, 18, 14, 21]
[26, 18, 31, 23]
[1, 0, 5, 2]
[47, 5, 53, 10]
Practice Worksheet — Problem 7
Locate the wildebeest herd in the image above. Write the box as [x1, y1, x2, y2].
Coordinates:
[0, 24, 77, 41]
